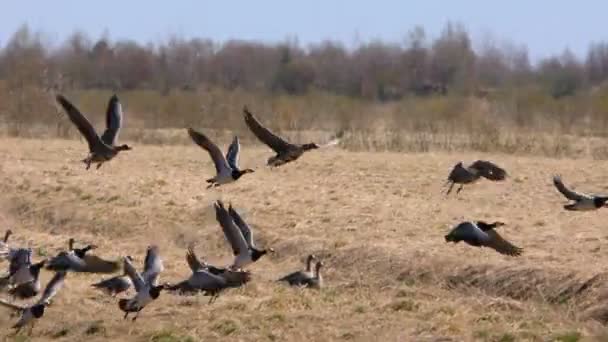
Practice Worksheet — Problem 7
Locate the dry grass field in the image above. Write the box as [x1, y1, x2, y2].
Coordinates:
[3, 136, 608, 341]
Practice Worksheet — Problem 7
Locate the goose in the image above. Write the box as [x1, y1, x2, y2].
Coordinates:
[553, 175, 608, 211]
[0, 271, 66, 333]
[118, 246, 166, 321]
[444, 160, 507, 195]
[243, 107, 340, 167]
[46, 239, 120, 273]
[302, 261, 324, 289]
[277, 254, 317, 286]
[56, 94, 131, 170]
[445, 221, 523, 256]
[167, 248, 250, 302]
[215, 200, 274, 270]
[1, 248, 47, 300]
[187, 128, 254, 188]
[91, 256, 135, 296]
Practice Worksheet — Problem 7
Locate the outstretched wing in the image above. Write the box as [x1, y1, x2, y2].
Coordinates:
[243, 107, 295, 153]
[142, 245, 163, 286]
[101, 94, 123, 146]
[38, 271, 67, 305]
[483, 230, 523, 256]
[186, 248, 206, 272]
[469, 160, 507, 181]
[553, 175, 587, 201]
[225, 136, 240, 170]
[123, 256, 145, 292]
[214, 201, 249, 256]
[187, 128, 231, 174]
[228, 204, 254, 248]
[56, 95, 104, 152]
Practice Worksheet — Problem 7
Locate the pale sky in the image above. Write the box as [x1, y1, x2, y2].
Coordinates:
[1, 0, 606, 61]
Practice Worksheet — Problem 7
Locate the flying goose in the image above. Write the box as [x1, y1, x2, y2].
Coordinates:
[0, 271, 66, 333]
[187, 128, 254, 188]
[46, 239, 120, 273]
[277, 254, 317, 286]
[553, 175, 608, 211]
[167, 248, 250, 302]
[118, 246, 167, 321]
[243, 107, 340, 167]
[444, 160, 507, 195]
[215, 200, 274, 270]
[445, 221, 523, 256]
[1, 248, 47, 300]
[56, 94, 131, 170]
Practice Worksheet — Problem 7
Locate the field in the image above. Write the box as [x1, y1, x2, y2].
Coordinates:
[2, 136, 608, 341]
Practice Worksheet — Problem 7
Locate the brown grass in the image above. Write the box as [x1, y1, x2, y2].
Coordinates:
[2, 137, 608, 341]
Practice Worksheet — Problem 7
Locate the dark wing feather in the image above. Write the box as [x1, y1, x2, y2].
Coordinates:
[483, 230, 523, 256]
[56, 95, 104, 151]
[214, 201, 248, 256]
[9, 248, 31, 276]
[123, 256, 145, 292]
[553, 175, 586, 201]
[186, 248, 205, 272]
[225, 136, 240, 170]
[228, 204, 254, 248]
[469, 160, 507, 181]
[187, 128, 230, 174]
[38, 271, 66, 305]
[243, 107, 295, 153]
[100, 94, 123, 146]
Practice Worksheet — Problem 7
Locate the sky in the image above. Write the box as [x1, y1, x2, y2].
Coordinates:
[1, 0, 607, 61]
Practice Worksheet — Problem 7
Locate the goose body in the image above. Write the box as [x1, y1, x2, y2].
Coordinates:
[445, 221, 523, 256]
[278, 254, 317, 286]
[553, 175, 608, 211]
[56, 94, 131, 170]
[243, 107, 340, 167]
[187, 129, 254, 188]
[445, 160, 507, 195]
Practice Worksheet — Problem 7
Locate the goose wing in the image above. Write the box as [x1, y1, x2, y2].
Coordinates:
[8, 248, 32, 276]
[81, 255, 121, 273]
[123, 256, 145, 292]
[142, 245, 163, 286]
[553, 175, 588, 201]
[188, 270, 226, 290]
[214, 201, 249, 256]
[56, 95, 104, 151]
[46, 251, 86, 272]
[243, 107, 295, 153]
[225, 136, 241, 170]
[37, 271, 66, 305]
[228, 204, 255, 248]
[186, 248, 205, 272]
[483, 230, 523, 256]
[100, 94, 123, 146]
[469, 160, 507, 181]
[188, 128, 231, 174]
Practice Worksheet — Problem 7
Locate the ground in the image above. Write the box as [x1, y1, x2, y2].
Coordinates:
[1, 137, 608, 341]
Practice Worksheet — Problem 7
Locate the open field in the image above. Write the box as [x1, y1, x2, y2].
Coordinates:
[2, 137, 608, 341]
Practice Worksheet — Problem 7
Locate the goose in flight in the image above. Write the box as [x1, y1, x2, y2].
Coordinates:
[56, 94, 131, 170]
[444, 160, 507, 195]
[553, 175, 608, 211]
[167, 248, 250, 302]
[214, 200, 274, 270]
[0, 271, 66, 333]
[277, 254, 317, 286]
[46, 238, 120, 273]
[118, 246, 166, 321]
[445, 221, 523, 256]
[187, 128, 254, 188]
[0, 248, 46, 300]
[243, 107, 340, 167]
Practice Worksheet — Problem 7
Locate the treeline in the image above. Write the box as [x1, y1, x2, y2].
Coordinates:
[2, 23, 608, 100]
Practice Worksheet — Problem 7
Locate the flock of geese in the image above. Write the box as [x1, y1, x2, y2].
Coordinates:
[0, 94, 604, 333]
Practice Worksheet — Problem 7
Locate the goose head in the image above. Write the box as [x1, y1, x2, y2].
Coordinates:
[31, 304, 46, 318]
[594, 196, 608, 207]
[302, 143, 320, 151]
[115, 144, 132, 151]
[3, 229, 12, 243]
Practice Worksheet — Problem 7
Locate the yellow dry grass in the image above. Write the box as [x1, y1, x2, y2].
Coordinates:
[1, 137, 608, 341]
